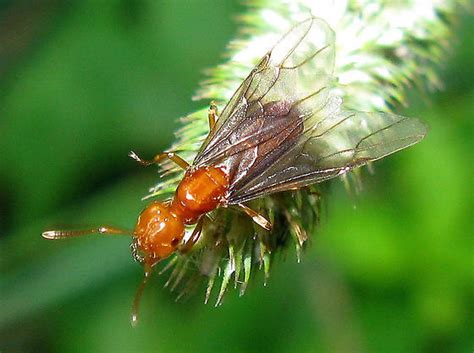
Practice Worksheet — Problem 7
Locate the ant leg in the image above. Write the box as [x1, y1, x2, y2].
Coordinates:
[178, 218, 204, 254]
[42, 226, 130, 240]
[237, 204, 273, 231]
[208, 101, 218, 131]
[130, 261, 153, 327]
[128, 151, 189, 170]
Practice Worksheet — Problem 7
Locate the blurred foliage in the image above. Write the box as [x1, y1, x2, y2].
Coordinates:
[0, 1, 472, 353]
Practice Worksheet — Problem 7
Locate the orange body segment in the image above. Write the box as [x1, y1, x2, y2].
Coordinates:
[171, 165, 229, 223]
[134, 202, 185, 262]
[133, 165, 229, 264]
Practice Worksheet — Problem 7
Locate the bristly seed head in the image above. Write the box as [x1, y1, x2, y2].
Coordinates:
[143, 0, 463, 304]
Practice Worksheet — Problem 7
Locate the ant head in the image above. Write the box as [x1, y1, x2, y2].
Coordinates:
[41, 199, 186, 326]
[132, 201, 185, 265]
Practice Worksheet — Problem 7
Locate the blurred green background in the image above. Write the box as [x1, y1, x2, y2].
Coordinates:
[0, 1, 472, 352]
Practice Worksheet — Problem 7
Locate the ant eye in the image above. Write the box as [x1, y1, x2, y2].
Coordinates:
[130, 238, 145, 264]
[170, 237, 181, 247]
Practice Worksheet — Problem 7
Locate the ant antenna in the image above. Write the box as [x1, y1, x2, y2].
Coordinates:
[131, 263, 153, 327]
[42, 226, 130, 239]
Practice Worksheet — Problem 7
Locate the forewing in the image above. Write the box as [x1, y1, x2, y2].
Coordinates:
[193, 17, 335, 166]
[227, 109, 428, 204]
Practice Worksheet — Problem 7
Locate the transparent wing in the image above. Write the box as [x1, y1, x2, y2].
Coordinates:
[193, 17, 336, 167]
[227, 108, 428, 204]
[191, 16, 427, 204]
